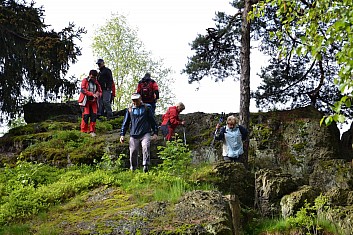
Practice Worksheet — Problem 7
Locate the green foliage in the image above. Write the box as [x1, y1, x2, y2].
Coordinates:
[157, 138, 192, 177]
[94, 153, 125, 171]
[91, 13, 175, 114]
[252, 124, 272, 149]
[247, 195, 343, 235]
[0, 1, 86, 122]
[251, 0, 353, 122]
[0, 135, 212, 231]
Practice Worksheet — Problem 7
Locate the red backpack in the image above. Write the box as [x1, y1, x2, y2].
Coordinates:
[140, 80, 155, 103]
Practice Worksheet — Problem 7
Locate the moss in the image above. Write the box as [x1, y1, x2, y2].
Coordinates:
[292, 142, 307, 151]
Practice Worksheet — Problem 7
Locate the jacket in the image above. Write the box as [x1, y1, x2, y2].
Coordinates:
[78, 77, 102, 104]
[120, 103, 158, 138]
[215, 125, 248, 158]
[97, 66, 113, 91]
[161, 106, 182, 129]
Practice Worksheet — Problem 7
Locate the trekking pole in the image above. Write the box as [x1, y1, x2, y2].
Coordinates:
[210, 112, 225, 148]
[182, 126, 186, 145]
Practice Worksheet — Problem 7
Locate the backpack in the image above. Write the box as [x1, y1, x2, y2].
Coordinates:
[140, 80, 155, 102]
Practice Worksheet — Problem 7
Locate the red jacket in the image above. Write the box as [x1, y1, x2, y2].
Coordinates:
[78, 77, 102, 104]
[161, 106, 182, 129]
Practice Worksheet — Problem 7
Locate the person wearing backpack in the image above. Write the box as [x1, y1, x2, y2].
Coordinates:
[120, 93, 158, 173]
[160, 102, 185, 141]
[214, 115, 248, 162]
[78, 70, 102, 137]
[96, 58, 114, 118]
[136, 73, 159, 114]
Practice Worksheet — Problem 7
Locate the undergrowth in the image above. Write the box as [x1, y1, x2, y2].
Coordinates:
[0, 138, 213, 233]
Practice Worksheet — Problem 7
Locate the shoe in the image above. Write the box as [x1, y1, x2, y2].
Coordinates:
[90, 132, 97, 137]
[143, 165, 148, 173]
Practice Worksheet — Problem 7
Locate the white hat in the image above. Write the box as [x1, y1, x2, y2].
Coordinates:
[131, 93, 141, 100]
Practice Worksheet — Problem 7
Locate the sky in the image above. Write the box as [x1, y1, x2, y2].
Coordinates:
[32, 0, 268, 115]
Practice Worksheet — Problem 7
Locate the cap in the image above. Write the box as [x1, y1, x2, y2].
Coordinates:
[143, 73, 151, 79]
[96, 59, 104, 64]
[131, 93, 141, 100]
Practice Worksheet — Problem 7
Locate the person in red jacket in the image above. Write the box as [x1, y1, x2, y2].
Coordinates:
[160, 102, 185, 141]
[78, 70, 102, 137]
[136, 73, 159, 114]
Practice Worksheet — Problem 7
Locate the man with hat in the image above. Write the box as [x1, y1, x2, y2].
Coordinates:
[120, 93, 158, 173]
[96, 58, 114, 118]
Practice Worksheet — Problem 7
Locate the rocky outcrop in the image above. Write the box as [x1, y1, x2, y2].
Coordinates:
[2, 105, 353, 233]
[23, 101, 81, 123]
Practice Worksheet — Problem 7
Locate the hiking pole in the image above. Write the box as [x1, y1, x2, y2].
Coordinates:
[210, 112, 225, 148]
[182, 126, 186, 145]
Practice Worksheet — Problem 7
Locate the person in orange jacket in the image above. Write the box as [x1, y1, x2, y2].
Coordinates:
[78, 70, 102, 137]
[160, 102, 185, 141]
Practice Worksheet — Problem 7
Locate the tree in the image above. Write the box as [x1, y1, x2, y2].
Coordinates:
[183, 0, 257, 166]
[0, 0, 85, 123]
[251, 0, 353, 125]
[248, 0, 349, 120]
[91, 13, 174, 113]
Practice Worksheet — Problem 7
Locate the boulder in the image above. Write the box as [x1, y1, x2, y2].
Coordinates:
[280, 185, 320, 218]
[23, 101, 81, 123]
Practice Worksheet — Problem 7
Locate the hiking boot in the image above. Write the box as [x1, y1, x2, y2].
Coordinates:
[143, 165, 148, 173]
[90, 132, 97, 137]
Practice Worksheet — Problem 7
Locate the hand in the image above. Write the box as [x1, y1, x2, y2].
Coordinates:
[181, 121, 185, 126]
[151, 134, 157, 141]
[120, 136, 124, 143]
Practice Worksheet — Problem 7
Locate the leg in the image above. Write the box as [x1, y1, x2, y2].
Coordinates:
[89, 101, 98, 133]
[140, 132, 151, 167]
[80, 105, 90, 133]
[166, 126, 175, 141]
[129, 137, 140, 170]
[102, 90, 113, 118]
[97, 96, 103, 117]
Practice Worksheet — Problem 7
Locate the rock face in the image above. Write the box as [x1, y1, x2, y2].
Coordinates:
[23, 101, 82, 123]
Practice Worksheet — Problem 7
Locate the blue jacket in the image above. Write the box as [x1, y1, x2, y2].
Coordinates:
[120, 103, 158, 138]
[215, 125, 248, 158]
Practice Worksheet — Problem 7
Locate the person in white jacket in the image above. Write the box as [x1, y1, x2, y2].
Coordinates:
[214, 115, 248, 162]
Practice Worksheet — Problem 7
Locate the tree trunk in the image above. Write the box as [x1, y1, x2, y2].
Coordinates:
[240, 0, 251, 167]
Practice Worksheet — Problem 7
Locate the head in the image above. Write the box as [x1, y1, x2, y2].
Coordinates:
[96, 58, 104, 68]
[88, 70, 98, 80]
[131, 93, 142, 106]
[142, 72, 151, 81]
[226, 115, 238, 129]
[176, 102, 185, 112]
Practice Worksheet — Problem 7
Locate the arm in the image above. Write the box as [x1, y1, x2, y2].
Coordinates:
[120, 109, 131, 137]
[136, 81, 142, 93]
[147, 105, 158, 136]
[168, 107, 182, 126]
[111, 80, 116, 97]
[80, 79, 95, 97]
[239, 125, 248, 141]
[214, 126, 226, 141]
[152, 81, 159, 100]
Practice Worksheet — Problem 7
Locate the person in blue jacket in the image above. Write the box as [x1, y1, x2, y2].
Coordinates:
[120, 93, 158, 172]
[214, 115, 248, 162]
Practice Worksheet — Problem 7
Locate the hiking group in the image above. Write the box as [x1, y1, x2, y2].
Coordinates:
[78, 58, 248, 172]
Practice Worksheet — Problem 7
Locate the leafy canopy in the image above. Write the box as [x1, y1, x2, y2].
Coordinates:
[0, 0, 86, 122]
[91, 13, 175, 113]
[251, 0, 353, 125]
